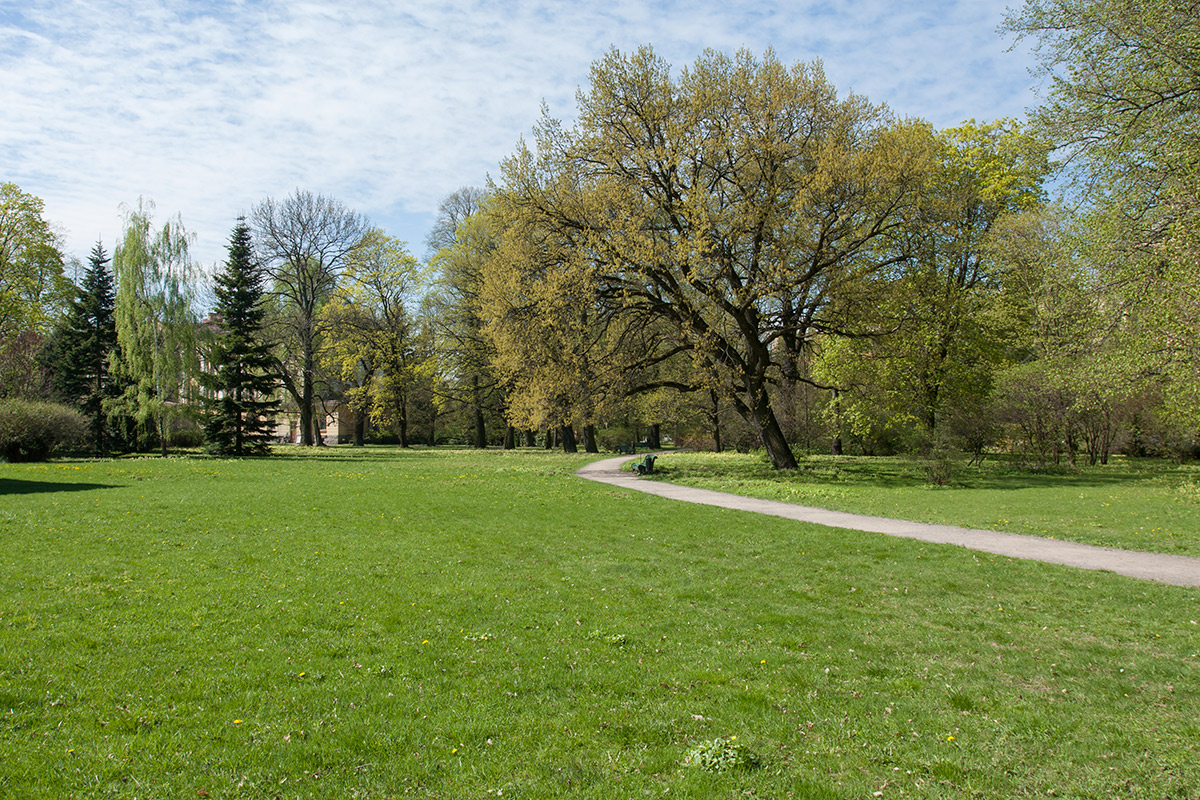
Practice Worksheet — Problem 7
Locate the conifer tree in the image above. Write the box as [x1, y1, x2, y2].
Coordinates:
[202, 219, 279, 455]
[45, 241, 119, 454]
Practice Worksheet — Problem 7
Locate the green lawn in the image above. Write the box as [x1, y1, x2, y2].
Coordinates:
[2, 447, 1198, 798]
[653, 451, 1200, 558]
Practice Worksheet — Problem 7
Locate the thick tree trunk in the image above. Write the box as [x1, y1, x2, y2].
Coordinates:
[734, 388, 796, 469]
[560, 425, 578, 453]
[582, 424, 598, 453]
[710, 390, 722, 453]
[353, 410, 365, 447]
[647, 423, 661, 450]
[831, 389, 843, 456]
[300, 341, 315, 446]
[471, 374, 487, 448]
[503, 425, 516, 450]
[545, 427, 556, 449]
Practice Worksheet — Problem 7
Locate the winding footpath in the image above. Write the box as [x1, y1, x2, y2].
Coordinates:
[577, 455, 1200, 588]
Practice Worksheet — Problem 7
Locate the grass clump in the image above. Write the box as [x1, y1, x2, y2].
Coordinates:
[683, 736, 761, 772]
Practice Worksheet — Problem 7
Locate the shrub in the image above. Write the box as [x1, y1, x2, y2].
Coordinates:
[0, 399, 88, 462]
[168, 425, 204, 449]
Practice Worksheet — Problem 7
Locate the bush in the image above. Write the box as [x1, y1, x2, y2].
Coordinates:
[168, 425, 204, 449]
[0, 399, 88, 462]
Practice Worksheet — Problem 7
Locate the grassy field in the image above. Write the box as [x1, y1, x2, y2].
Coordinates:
[1, 447, 1198, 799]
[653, 451, 1200, 558]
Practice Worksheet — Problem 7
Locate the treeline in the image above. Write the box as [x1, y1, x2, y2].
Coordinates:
[3, 0, 1196, 465]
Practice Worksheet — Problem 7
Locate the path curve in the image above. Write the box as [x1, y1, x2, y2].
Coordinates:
[577, 455, 1200, 588]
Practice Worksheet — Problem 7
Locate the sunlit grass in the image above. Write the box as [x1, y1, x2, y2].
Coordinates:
[654, 451, 1200, 557]
[1, 447, 1198, 798]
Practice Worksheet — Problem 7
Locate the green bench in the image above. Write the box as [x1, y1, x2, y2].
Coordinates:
[630, 454, 657, 475]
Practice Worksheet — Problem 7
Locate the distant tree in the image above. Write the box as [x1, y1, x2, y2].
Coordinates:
[814, 120, 1051, 452]
[110, 200, 201, 454]
[427, 193, 504, 448]
[1004, 0, 1200, 424]
[425, 186, 487, 255]
[252, 190, 369, 445]
[0, 182, 72, 343]
[202, 219, 280, 456]
[318, 229, 425, 446]
[0, 328, 51, 401]
[0, 183, 72, 399]
[43, 241, 120, 454]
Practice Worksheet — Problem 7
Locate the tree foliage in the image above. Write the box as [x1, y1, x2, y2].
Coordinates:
[0, 182, 71, 342]
[111, 200, 200, 454]
[43, 241, 120, 454]
[202, 219, 280, 456]
[318, 229, 425, 446]
[491, 47, 933, 467]
[253, 190, 369, 445]
[426, 192, 506, 448]
[815, 120, 1051, 450]
[1005, 0, 1200, 424]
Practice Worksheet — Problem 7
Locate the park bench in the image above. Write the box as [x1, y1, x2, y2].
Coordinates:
[617, 442, 655, 455]
[630, 454, 657, 475]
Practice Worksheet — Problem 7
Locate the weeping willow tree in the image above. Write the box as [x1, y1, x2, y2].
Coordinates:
[111, 199, 201, 454]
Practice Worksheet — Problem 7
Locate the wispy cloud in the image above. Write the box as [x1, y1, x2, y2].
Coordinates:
[1, 0, 1035, 273]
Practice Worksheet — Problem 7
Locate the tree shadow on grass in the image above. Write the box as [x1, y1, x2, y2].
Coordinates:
[0, 478, 119, 495]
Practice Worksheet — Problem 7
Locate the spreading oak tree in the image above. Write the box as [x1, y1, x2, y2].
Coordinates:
[493, 47, 933, 468]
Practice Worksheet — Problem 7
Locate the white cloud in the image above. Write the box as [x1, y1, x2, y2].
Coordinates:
[1, 0, 1037, 274]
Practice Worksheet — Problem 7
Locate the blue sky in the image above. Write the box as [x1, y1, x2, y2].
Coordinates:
[1, 0, 1039, 277]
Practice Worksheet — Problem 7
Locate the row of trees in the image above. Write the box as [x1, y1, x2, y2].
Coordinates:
[3, 0, 1196, 464]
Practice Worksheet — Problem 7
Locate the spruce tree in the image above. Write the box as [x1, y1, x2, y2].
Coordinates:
[44, 241, 119, 455]
[202, 219, 279, 455]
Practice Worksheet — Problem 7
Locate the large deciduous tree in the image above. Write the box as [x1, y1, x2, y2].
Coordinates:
[494, 47, 932, 468]
[1, 183, 72, 398]
[815, 120, 1050, 451]
[1004, 0, 1200, 424]
[111, 200, 200, 455]
[252, 190, 369, 446]
[318, 229, 425, 446]
[426, 188, 504, 448]
[478, 203, 636, 454]
[0, 183, 71, 341]
[202, 219, 280, 456]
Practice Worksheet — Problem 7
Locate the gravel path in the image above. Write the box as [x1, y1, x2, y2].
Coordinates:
[577, 455, 1200, 588]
